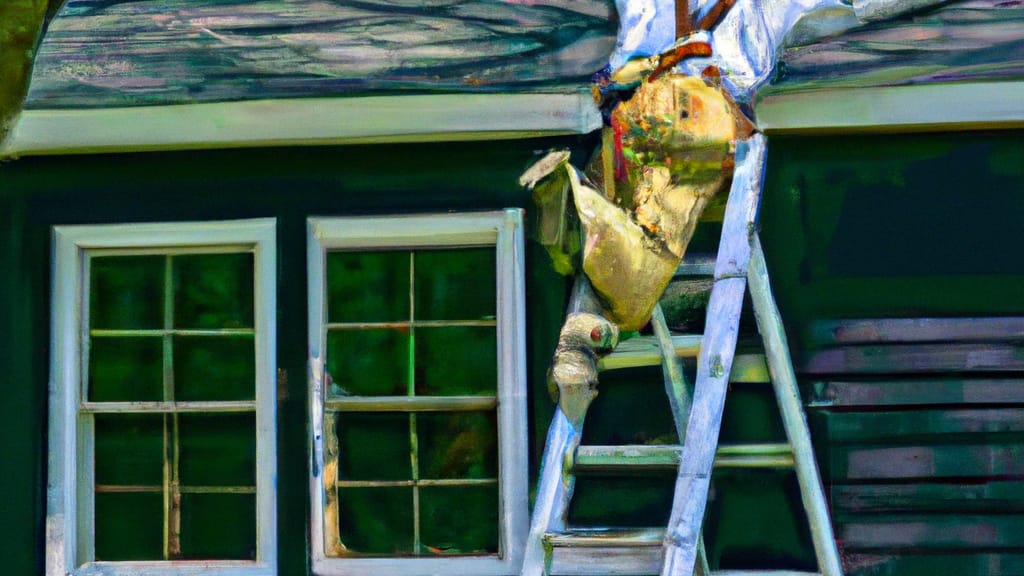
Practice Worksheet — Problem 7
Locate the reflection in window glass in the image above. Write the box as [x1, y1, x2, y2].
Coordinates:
[416, 412, 497, 480]
[174, 336, 255, 401]
[336, 413, 411, 481]
[338, 487, 416, 555]
[327, 329, 409, 397]
[415, 327, 496, 396]
[327, 251, 410, 323]
[420, 485, 499, 554]
[179, 493, 257, 560]
[95, 492, 164, 561]
[414, 248, 495, 321]
[90, 255, 164, 330]
[89, 337, 163, 402]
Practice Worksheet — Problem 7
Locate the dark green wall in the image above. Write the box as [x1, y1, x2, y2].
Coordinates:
[760, 129, 1024, 576]
[4, 129, 1023, 575]
[759, 130, 1024, 345]
[0, 137, 585, 574]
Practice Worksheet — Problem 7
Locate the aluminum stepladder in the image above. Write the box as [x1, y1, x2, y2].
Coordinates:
[521, 135, 844, 576]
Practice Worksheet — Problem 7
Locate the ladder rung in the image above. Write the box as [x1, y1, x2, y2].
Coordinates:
[599, 335, 702, 370]
[545, 528, 663, 576]
[545, 529, 820, 576]
[598, 336, 770, 383]
[715, 572, 821, 576]
[573, 443, 795, 473]
[544, 527, 664, 547]
[675, 253, 717, 277]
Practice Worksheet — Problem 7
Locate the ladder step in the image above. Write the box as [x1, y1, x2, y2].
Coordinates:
[544, 528, 662, 576]
[716, 572, 821, 576]
[599, 335, 702, 370]
[573, 443, 795, 473]
[598, 335, 770, 382]
[675, 253, 717, 277]
[544, 529, 819, 576]
[544, 527, 664, 547]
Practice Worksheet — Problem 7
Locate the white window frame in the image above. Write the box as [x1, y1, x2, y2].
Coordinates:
[307, 209, 528, 576]
[47, 219, 278, 576]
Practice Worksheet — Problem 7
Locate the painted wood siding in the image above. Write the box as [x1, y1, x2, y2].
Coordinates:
[25, 0, 617, 109]
[800, 317, 1024, 576]
[759, 131, 1024, 576]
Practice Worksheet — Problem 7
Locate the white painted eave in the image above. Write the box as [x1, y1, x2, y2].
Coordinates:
[0, 91, 602, 158]
[755, 81, 1024, 134]
[4, 81, 1023, 158]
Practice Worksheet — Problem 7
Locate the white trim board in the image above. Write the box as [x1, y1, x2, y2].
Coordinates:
[1, 92, 601, 158]
[755, 81, 1024, 134]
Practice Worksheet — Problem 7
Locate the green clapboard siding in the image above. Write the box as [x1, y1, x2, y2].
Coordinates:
[832, 481, 1024, 514]
[841, 553, 1024, 576]
[763, 131, 1024, 576]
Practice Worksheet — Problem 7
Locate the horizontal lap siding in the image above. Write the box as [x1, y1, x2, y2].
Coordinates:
[798, 319, 1024, 576]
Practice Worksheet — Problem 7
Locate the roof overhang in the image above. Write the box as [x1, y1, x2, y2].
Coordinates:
[0, 91, 602, 158]
[6, 79, 1023, 158]
[756, 81, 1024, 134]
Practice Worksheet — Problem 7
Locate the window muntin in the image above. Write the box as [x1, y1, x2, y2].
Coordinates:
[308, 211, 527, 576]
[48, 220, 276, 576]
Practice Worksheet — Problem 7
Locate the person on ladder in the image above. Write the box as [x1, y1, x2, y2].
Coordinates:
[520, 0, 941, 575]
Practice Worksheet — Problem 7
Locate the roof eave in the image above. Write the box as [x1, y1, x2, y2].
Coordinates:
[755, 80, 1024, 135]
[0, 90, 602, 158]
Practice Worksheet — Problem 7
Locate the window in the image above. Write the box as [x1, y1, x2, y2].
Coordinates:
[307, 210, 528, 576]
[48, 219, 277, 576]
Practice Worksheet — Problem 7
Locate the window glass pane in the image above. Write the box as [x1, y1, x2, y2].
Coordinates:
[420, 486, 498, 554]
[90, 255, 164, 330]
[174, 336, 255, 401]
[336, 412, 410, 481]
[338, 487, 414, 555]
[414, 248, 495, 321]
[95, 414, 164, 486]
[173, 253, 254, 330]
[328, 251, 409, 323]
[95, 492, 164, 561]
[327, 329, 409, 397]
[179, 493, 256, 560]
[417, 412, 497, 480]
[88, 337, 163, 402]
[415, 327, 497, 396]
[178, 413, 256, 487]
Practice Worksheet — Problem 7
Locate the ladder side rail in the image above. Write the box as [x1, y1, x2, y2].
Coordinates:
[661, 134, 768, 576]
[651, 304, 693, 442]
[521, 409, 584, 576]
[748, 234, 844, 576]
[522, 277, 606, 576]
[650, 304, 710, 576]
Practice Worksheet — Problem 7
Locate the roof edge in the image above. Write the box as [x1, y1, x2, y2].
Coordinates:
[1, 91, 602, 158]
[755, 81, 1024, 134]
